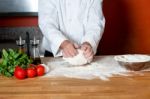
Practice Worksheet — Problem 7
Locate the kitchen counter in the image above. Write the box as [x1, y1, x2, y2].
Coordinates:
[0, 56, 150, 99]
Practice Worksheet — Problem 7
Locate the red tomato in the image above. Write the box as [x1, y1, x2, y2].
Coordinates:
[27, 67, 37, 78]
[36, 65, 45, 76]
[14, 67, 27, 80]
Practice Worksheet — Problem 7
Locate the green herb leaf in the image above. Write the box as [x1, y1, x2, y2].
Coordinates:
[0, 49, 32, 77]
[4, 71, 13, 77]
[2, 49, 8, 59]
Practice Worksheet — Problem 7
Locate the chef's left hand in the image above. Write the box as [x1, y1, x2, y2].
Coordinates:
[81, 42, 94, 62]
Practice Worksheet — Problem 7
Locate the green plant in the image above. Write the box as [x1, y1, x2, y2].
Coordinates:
[0, 49, 32, 77]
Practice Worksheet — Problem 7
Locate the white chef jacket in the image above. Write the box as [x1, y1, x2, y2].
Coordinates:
[38, 0, 105, 57]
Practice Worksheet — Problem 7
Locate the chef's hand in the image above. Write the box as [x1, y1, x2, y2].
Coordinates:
[60, 40, 79, 58]
[81, 42, 94, 62]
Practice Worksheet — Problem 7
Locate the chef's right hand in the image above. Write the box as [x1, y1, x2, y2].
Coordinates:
[60, 40, 79, 58]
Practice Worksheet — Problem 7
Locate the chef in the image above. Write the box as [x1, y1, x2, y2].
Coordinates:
[38, 0, 105, 61]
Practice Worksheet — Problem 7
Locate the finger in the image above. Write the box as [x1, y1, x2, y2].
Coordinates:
[62, 51, 67, 58]
[65, 47, 75, 57]
[69, 48, 78, 56]
[83, 46, 91, 54]
[74, 43, 80, 49]
[88, 55, 93, 60]
[64, 50, 71, 58]
[67, 50, 75, 57]
[64, 44, 77, 57]
[84, 47, 93, 58]
[85, 51, 93, 59]
[68, 51, 74, 57]
[81, 45, 87, 51]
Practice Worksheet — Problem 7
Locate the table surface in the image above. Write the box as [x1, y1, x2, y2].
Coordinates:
[0, 56, 150, 99]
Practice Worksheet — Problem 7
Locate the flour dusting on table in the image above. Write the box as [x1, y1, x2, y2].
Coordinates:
[43, 56, 131, 81]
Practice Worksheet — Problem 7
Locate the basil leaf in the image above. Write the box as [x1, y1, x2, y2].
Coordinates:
[4, 71, 13, 77]
[2, 49, 8, 59]
[2, 59, 7, 66]
[0, 49, 32, 78]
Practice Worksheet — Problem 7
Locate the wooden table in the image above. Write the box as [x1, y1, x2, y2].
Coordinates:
[0, 56, 150, 99]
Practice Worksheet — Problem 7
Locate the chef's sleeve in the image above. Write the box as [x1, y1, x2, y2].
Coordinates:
[38, 0, 67, 57]
[81, 0, 105, 54]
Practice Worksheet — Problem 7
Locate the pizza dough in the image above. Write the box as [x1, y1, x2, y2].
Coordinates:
[63, 49, 90, 65]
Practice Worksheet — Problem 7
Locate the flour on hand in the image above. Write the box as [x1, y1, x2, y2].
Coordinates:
[63, 49, 91, 66]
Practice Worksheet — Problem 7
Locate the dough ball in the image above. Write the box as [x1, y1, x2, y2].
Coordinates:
[63, 49, 90, 65]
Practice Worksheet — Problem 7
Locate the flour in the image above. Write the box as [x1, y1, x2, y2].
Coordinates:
[63, 49, 89, 65]
[44, 56, 129, 81]
[114, 54, 150, 62]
